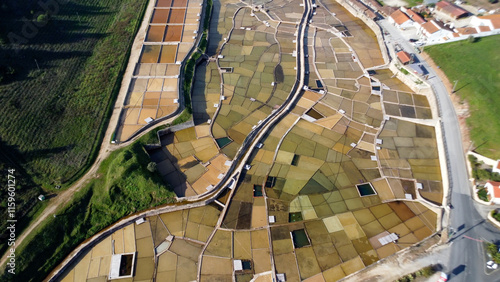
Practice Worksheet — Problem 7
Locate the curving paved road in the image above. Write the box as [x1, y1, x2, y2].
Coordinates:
[379, 19, 500, 281]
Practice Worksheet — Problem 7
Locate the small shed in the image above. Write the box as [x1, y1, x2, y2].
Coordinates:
[397, 51, 413, 65]
[233, 260, 243, 271]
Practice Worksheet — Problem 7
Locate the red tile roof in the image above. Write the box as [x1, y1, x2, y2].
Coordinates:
[397, 51, 412, 64]
[487, 181, 500, 198]
[478, 25, 491, 32]
[421, 21, 439, 34]
[478, 14, 500, 29]
[436, 1, 468, 19]
[456, 27, 477, 35]
[390, 10, 411, 25]
[406, 9, 426, 24]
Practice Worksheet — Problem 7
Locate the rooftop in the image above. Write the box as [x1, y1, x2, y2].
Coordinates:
[421, 21, 440, 34]
[397, 51, 412, 64]
[435, 1, 468, 19]
[406, 9, 426, 24]
[390, 10, 412, 25]
[477, 26, 491, 32]
[478, 14, 500, 29]
[455, 27, 477, 35]
[487, 181, 500, 198]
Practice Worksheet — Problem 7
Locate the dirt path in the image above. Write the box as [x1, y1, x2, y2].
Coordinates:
[421, 51, 472, 153]
[0, 0, 174, 269]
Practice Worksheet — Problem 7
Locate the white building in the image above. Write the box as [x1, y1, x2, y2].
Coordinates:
[486, 181, 500, 205]
[469, 14, 500, 32]
[417, 20, 454, 44]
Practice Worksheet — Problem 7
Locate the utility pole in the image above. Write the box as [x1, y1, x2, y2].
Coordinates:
[34, 59, 40, 71]
[452, 80, 458, 93]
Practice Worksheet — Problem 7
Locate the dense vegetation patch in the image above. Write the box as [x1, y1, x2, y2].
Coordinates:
[468, 155, 500, 181]
[0, 0, 148, 188]
[492, 209, 500, 223]
[1, 136, 176, 281]
[396, 265, 438, 282]
[487, 242, 500, 264]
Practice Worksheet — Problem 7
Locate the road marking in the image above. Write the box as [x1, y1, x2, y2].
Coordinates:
[463, 235, 483, 242]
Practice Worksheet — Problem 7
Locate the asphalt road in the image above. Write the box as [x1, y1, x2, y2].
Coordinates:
[379, 19, 500, 281]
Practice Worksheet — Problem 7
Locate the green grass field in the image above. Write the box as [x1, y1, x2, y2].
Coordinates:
[0, 133, 176, 281]
[426, 35, 500, 158]
[0, 0, 148, 188]
[0, 0, 148, 260]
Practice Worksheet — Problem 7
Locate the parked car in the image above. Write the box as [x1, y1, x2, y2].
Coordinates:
[409, 38, 418, 42]
[487, 260, 498, 270]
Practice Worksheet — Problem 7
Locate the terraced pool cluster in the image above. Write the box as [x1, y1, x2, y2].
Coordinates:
[115, 0, 203, 142]
[56, 0, 446, 280]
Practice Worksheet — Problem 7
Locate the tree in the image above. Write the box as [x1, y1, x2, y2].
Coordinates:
[487, 243, 500, 264]
[468, 35, 476, 43]
[147, 162, 157, 173]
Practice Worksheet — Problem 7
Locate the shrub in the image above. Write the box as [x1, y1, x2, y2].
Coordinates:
[493, 210, 500, 222]
[420, 265, 435, 277]
[147, 162, 157, 172]
[478, 187, 489, 201]
[397, 265, 437, 281]
[487, 243, 500, 264]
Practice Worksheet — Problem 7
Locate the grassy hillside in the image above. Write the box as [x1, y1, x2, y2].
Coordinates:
[425, 35, 500, 158]
[0, 0, 149, 259]
[0, 135, 176, 281]
[0, 0, 148, 188]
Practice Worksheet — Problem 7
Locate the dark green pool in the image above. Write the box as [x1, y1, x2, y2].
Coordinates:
[289, 212, 303, 222]
[216, 137, 232, 148]
[356, 183, 376, 196]
[292, 229, 310, 248]
[253, 185, 263, 197]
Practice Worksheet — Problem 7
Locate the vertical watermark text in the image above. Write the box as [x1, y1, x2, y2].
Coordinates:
[6, 168, 16, 275]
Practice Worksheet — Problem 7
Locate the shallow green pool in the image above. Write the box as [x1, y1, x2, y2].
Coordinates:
[216, 137, 232, 148]
[292, 229, 310, 248]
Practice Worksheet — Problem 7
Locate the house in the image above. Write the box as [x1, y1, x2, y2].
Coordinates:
[397, 51, 413, 65]
[418, 20, 454, 43]
[380, 6, 398, 18]
[404, 9, 426, 28]
[389, 9, 414, 29]
[493, 160, 500, 174]
[454, 27, 478, 37]
[470, 14, 500, 31]
[435, 1, 469, 20]
[485, 181, 500, 205]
